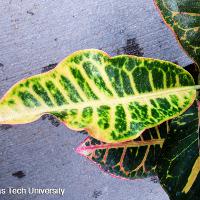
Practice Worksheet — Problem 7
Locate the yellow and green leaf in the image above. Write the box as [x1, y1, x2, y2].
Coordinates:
[0, 49, 197, 143]
[76, 66, 200, 181]
[154, 0, 200, 67]
[156, 101, 200, 200]
[76, 122, 168, 179]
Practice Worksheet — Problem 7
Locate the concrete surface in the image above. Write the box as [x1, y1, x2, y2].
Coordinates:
[0, 0, 192, 200]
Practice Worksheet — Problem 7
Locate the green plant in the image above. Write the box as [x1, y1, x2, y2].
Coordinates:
[0, 0, 199, 199]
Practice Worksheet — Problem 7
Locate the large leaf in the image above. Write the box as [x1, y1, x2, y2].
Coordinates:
[0, 50, 197, 143]
[76, 122, 169, 179]
[76, 63, 200, 181]
[156, 102, 200, 200]
[154, 0, 200, 67]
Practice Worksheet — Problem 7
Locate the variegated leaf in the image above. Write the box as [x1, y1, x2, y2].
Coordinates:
[76, 64, 200, 181]
[156, 101, 200, 200]
[0, 50, 197, 143]
[76, 122, 168, 179]
[154, 0, 200, 67]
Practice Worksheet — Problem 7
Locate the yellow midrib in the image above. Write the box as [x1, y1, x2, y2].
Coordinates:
[77, 139, 165, 152]
[0, 85, 198, 123]
[23, 85, 198, 111]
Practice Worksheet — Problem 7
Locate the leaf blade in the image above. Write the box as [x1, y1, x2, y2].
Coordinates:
[156, 101, 200, 200]
[154, 0, 200, 67]
[76, 123, 168, 179]
[0, 50, 196, 142]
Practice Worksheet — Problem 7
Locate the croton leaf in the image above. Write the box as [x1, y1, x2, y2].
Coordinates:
[184, 63, 200, 100]
[156, 101, 200, 200]
[154, 0, 200, 67]
[76, 122, 169, 179]
[0, 49, 197, 143]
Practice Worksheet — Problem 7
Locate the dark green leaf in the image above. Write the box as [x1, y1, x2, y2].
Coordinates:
[155, 0, 200, 67]
[156, 101, 200, 200]
[76, 123, 168, 179]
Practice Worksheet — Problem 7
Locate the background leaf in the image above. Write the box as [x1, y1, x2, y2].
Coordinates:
[185, 63, 200, 99]
[0, 50, 196, 143]
[76, 122, 168, 179]
[156, 101, 200, 200]
[154, 0, 200, 67]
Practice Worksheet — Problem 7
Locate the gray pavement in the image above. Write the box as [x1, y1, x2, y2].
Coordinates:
[0, 0, 192, 199]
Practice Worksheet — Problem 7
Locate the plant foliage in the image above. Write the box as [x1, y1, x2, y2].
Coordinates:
[76, 123, 168, 179]
[157, 102, 200, 200]
[0, 1, 199, 199]
[0, 50, 196, 143]
[155, 0, 200, 67]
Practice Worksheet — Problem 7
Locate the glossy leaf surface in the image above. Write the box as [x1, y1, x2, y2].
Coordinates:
[0, 50, 196, 143]
[155, 0, 200, 67]
[76, 123, 169, 179]
[156, 102, 200, 200]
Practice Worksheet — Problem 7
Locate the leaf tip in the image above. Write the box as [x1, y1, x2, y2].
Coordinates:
[75, 137, 90, 157]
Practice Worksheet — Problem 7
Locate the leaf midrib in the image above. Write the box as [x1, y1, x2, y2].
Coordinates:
[31, 85, 199, 111]
[76, 139, 165, 152]
[0, 85, 199, 123]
